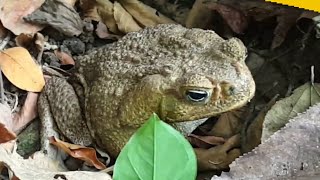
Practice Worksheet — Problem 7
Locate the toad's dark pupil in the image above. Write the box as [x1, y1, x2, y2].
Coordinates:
[186, 90, 208, 102]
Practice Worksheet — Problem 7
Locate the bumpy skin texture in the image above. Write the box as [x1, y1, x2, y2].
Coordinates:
[212, 103, 320, 180]
[39, 24, 255, 157]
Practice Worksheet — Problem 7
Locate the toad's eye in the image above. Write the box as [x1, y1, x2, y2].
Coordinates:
[186, 90, 209, 102]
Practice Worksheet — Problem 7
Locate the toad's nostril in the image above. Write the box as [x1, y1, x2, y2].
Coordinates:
[219, 81, 237, 97]
[227, 85, 236, 96]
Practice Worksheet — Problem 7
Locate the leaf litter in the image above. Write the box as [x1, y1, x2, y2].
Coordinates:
[262, 82, 320, 141]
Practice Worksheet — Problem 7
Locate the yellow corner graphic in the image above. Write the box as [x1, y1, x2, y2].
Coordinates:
[266, 0, 320, 13]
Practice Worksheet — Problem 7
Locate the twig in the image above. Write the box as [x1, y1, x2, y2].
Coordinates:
[11, 92, 18, 113]
[0, 33, 11, 104]
[0, 69, 4, 104]
[37, 47, 44, 64]
[3, 91, 19, 112]
[0, 33, 11, 50]
[311, 66, 315, 85]
[101, 165, 114, 174]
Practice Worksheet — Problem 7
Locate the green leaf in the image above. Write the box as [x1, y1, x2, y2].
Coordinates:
[262, 82, 320, 140]
[113, 113, 197, 180]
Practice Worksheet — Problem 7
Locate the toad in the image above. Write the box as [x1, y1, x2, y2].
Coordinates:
[38, 24, 255, 158]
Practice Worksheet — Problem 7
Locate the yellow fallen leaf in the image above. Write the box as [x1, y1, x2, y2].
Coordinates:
[118, 0, 176, 27]
[0, 47, 45, 92]
[96, 0, 120, 34]
[114, 1, 142, 33]
[262, 82, 320, 141]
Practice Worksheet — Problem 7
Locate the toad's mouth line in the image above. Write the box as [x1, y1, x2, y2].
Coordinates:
[170, 118, 208, 136]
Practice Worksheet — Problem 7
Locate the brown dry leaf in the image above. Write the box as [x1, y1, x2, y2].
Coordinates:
[0, 0, 45, 35]
[15, 32, 45, 51]
[206, 2, 248, 34]
[54, 50, 75, 65]
[187, 134, 225, 149]
[96, 0, 120, 34]
[0, 145, 112, 180]
[114, 1, 142, 33]
[185, 0, 216, 29]
[24, 0, 83, 36]
[118, 0, 176, 27]
[0, 21, 8, 39]
[15, 33, 34, 48]
[79, 0, 101, 21]
[298, 11, 320, 23]
[271, 9, 301, 49]
[296, 11, 319, 34]
[95, 22, 121, 40]
[209, 107, 249, 138]
[0, 124, 15, 144]
[0, 47, 45, 92]
[241, 95, 278, 153]
[195, 134, 241, 171]
[50, 137, 106, 170]
[12, 92, 39, 134]
[35, 33, 45, 52]
[207, 0, 305, 48]
[0, 103, 16, 144]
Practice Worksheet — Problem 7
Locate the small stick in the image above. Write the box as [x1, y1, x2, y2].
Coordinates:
[0, 33, 10, 103]
[0, 68, 4, 104]
[311, 66, 314, 85]
[0, 33, 11, 50]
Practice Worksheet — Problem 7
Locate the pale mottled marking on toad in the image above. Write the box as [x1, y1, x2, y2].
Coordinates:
[38, 24, 255, 157]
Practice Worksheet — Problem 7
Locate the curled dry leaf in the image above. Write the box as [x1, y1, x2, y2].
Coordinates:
[114, 1, 141, 33]
[0, 0, 45, 35]
[187, 134, 225, 149]
[15, 32, 45, 62]
[118, 0, 176, 27]
[0, 103, 16, 144]
[96, 0, 120, 34]
[49, 137, 106, 170]
[0, 47, 45, 92]
[24, 0, 83, 36]
[15, 33, 35, 49]
[194, 134, 241, 171]
[54, 50, 75, 65]
[95, 22, 121, 40]
[35, 33, 45, 52]
[209, 107, 249, 138]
